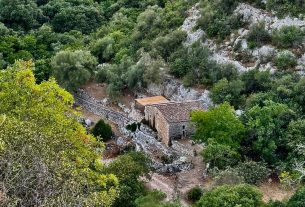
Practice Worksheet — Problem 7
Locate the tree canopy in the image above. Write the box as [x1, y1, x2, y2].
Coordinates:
[0, 61, 118, 206]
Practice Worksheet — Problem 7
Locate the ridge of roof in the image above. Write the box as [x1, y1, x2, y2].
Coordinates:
[148, 100, 204, 123]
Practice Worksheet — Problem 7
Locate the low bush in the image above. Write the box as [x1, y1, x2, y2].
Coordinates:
[287, 187, 305, 207]
[234, 161, 270, 185]
[187, 186, 204, 202]
[197, 0, 245, 41]
[126, 122, 140, 132]
[214, 169, 245, 186]
[267, 0, 305, 18]
[246, 22, 271, 48]
[272, 26, 304, 49]
[266, 200, 286, 207]
[274, 51, 297, 70]
[210, 78, 245, 108]
[196, 184, 264, 207]
[91, 119, 113, 142]
[203, 142, 241, 170]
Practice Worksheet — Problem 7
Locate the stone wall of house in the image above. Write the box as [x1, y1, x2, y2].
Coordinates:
[168, 121, 193, 140]
[145, 106, 170, 146]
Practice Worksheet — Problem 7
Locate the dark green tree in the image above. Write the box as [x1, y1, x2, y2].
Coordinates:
[92, 119, 113, 142]
[51, 50, 97, 91]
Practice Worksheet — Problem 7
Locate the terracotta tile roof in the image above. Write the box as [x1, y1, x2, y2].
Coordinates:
[136, 96, 169, 106]
[154, 101, 205, 123]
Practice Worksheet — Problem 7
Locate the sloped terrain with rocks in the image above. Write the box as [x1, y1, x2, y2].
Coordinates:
[181, 2, 305, 74]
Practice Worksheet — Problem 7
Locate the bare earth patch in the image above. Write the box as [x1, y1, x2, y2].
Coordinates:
[259, 182, 295, 203]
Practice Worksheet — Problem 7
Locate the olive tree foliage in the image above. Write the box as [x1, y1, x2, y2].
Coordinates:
[51, 50, 98, 91]
[95, 52, 164, 98]
[0, 61, 118, 206]
[210, 78, 245, 108]
[132, 5, 163, 42]
[169, 42, 238, 87]
[0, 0, 46, 30]
[152, 29, 187, 61]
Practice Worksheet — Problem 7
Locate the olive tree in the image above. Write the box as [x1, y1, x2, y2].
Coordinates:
[51, 50, 98, 91]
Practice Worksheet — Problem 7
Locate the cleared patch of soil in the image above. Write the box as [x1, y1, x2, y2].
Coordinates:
[259, 182, 295, 203]
[82, 82, 108, 100]
[82, 81, 136, 114]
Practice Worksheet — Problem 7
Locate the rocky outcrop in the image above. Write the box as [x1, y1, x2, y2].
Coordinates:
[147, 76, 213, 108]
[181, 2, 305, 74]
[235, 3, 305, 31]
[181, 3, 204, 45]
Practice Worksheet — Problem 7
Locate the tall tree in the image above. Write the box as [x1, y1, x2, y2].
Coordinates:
[0, 61, 118, 206]
[51, 50, 98, 91]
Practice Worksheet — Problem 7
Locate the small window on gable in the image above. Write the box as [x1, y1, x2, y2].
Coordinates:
[182, 125, 185, 129]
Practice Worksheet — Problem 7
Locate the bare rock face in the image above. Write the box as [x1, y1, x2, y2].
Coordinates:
[235, 3, 305, 31]
[235, 3, 274, 28]
[211, 53, 248, 72]
[147, 77, 213, 108]
[252, 45, 277, 64]
[271, 17, 305, 30]
[297, 54, 305, 72]
[181, 3, 204, 45]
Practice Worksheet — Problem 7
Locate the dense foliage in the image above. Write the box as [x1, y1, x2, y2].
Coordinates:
[0, 61, 118, 206]
[104, 152, 151, 207]
[191, 103, 245, 169]
[1, 0, 305, 205]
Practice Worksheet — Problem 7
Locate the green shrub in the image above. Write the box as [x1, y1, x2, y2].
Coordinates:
[187, 186, 204, 202]
[126, 122, 139, 132]
[234, 161, 270, 185]
[246, 22, 271, 48]
[274, 51, 297, 70]
[91, 119, 113, 142]
[196, 184, 264, 207]
[287, 187, 305, 207]
[210, 78, 245, 108]
[214, 169, 245, 186]
[203, 142, 241, 170]
[51, 50, 98, 92]
[200, 13, 245, 40]
[197, 0, 245, 40]
[272, 26, 304, 49]
[135, 190, 181, 207]
[241, 69, 272, 94]
[266, 200, 286, 207]
[267, 0, 305, 17]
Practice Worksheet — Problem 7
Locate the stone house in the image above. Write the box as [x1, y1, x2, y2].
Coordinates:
[141, 98, 205, 146]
